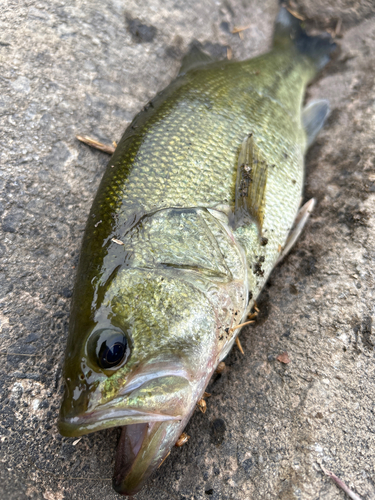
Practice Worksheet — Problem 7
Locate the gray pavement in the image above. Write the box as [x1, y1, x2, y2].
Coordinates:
[1, 1, 375, 499]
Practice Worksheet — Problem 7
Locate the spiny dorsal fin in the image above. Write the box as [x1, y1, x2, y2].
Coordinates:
[302, 100, 330, 148]
[178, 43, 214, 76]
[234, 134, 268, 235]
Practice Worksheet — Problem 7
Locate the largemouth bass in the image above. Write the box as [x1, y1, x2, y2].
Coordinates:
[59, 6, 335, 496]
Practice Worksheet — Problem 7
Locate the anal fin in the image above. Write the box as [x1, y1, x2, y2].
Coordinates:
[234, 134, 268, 235]
[302, 100, 330, 148]
[277, 198, 315, 264]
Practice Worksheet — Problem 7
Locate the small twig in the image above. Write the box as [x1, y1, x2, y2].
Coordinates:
[0, 352, 42, 357]
[285, 7, 305, 20]
[232, 24, 251, 34]
[229, 320, 255, 333]
[335, 18, 342, 37]
[320, 465, 363, 500]
[235, 336, 244, 355]
[158, 451, 170, 469]
[281, 2, 305, 20]
[76, 135, 115, 154]
[111, 238, 124, 246]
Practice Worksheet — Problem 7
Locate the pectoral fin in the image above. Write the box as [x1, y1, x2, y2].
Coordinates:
[234, 134, 268, 234]
[302, 100, 330, 148]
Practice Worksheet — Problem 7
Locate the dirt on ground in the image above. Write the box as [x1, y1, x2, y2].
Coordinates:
[1, 0, 375, 499]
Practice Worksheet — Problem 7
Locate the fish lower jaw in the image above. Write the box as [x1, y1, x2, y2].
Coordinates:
[112, 408, 197, 496]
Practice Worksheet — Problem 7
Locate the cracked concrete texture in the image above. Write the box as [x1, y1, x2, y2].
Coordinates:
[1, 0, 375, 499]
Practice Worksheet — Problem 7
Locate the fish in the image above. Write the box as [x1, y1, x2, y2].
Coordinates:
[58, 6, 335, 496]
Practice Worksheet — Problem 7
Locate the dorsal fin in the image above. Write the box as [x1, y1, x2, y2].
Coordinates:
[234, 134, 268, 235]
[178, 43, 214, 76]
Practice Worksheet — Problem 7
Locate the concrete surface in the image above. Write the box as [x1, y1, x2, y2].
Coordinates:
[1, 1, 375, 499]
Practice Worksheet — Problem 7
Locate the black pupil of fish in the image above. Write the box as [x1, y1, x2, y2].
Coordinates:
[99, 336, 127, 369]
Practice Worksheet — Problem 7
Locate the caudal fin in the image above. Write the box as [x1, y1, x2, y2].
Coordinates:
[273, 5, 336, 70]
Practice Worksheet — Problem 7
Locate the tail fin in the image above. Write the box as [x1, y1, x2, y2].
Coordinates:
[273, 5, 336, 70]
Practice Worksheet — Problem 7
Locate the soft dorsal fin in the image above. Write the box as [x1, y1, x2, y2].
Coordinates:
[302, 100, 330, 147]
[178, 43, 214, 76]
[234, 134, 268, 234]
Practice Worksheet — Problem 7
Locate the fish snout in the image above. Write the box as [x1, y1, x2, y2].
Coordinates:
[58, 375, 101, 436]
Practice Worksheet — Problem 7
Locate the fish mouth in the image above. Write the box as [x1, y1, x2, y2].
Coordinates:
[59, 366, 197, 496]
[59, 371, 194, 496]
[59, 371, 192, 437]
[107, 369, 200, 495]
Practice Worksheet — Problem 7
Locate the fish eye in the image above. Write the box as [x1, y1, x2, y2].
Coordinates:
[90, 329, 130, 371]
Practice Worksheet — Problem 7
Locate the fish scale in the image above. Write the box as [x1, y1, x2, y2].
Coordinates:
[100, 59, 306, 216]
[59, 7, 335, 496]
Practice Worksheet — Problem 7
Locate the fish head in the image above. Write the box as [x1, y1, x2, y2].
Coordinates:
[59, 266, 219, 494]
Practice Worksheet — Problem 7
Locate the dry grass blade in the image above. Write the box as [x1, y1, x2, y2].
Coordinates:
[235, 336, 244, 355]
[335, 18, 342, 37]
[285, 7, 305, 20]
[111, 238, 124, 245]
[232, 24, 251, 34]
[321, 465, 363, 500]
[229, 320, 255, 333]
[158, 451, 170, 468]
[0, 352, 42, 357]
[76, 135, 116, 154]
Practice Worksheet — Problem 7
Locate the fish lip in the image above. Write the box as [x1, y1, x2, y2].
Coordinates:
[59, 368, 191, 437]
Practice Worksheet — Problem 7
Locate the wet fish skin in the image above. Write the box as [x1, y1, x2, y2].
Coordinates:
[59, 7, 335, 496]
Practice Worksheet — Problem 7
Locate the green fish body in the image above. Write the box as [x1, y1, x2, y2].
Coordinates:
[59, 7, 334, 495]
